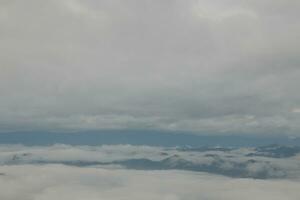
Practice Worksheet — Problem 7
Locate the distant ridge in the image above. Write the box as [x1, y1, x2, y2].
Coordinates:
[0, 130, 299, 147]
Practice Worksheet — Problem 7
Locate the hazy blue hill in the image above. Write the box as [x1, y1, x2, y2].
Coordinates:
[246, 144, 300, 158]
[0, 131, 299, 147]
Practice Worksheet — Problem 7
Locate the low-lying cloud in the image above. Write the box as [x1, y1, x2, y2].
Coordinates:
[1, 144, 300, 179]
[0, 164, 300, 200]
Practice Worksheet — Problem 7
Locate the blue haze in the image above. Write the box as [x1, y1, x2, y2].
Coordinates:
[0, 131, 299, 147]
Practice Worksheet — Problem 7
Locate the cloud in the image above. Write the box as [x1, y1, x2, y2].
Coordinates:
[0, 0, 300, 135]
[1, 144, 300, 179]
[0, 164, 300, 200]
[292, 108, 300, 113]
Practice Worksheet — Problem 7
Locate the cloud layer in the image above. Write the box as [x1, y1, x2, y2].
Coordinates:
[1, 0, 300, 135]
[1, 144, 300, 179]
[0, 164, 300, 200]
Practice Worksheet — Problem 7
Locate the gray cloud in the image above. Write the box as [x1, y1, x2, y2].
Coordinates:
[0, 0, 300, 135]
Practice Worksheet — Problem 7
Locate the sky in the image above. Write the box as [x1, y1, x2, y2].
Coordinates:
[1, 0, 300, 137]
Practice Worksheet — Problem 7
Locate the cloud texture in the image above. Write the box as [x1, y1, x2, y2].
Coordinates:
[1, 0, 300, 135]
[1, 144, 300, 199]
[1, 144, 300, 179]
[1, 164, 300, 200]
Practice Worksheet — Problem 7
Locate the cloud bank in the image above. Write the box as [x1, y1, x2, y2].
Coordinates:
[1, 144, 300, 179]
[1, 0, 300, 135]
[0, 164, 300, 200]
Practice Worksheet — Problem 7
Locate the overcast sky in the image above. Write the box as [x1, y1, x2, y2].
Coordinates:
[0, 0, 300, 136]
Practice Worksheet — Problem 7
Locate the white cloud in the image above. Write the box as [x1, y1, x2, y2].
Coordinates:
[0, 164, 299, 200]
[1, 144, 300, 179]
